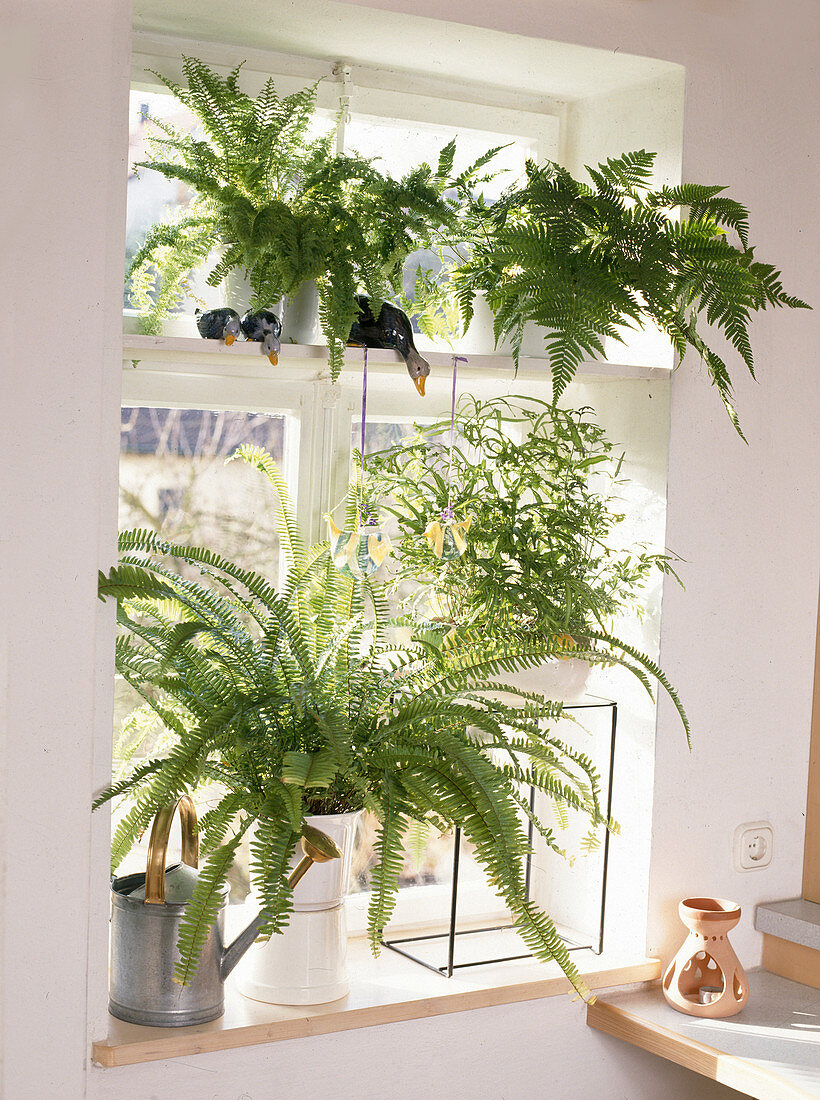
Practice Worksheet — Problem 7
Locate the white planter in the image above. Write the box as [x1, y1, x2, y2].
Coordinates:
[183, 250, 252, 319]
[454, 293, 513, 356]
[237, 810, 362, 1006]
[519, 321, 548, 359]
[500, 657, 592, 704]
[281, 281, 324, 346]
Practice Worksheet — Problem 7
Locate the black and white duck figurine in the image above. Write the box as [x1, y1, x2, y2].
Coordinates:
[348, 296, 430, 396]
[241, 309, 282, 366]
[195, 307, 241, 345]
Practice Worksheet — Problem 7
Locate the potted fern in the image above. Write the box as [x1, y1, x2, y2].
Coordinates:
[96, 445, 617, 1002]
[127, 57, 457, 376]
[419, 151, 808, 435]
[366, 394, 689, 730]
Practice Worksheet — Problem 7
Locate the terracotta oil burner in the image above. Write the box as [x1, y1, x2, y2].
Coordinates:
[663, 897, 749, 1018]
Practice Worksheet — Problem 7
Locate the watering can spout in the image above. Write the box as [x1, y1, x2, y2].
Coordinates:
[220, 824, 344, 981]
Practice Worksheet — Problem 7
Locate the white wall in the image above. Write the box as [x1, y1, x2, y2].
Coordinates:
[1, 0, 817, 1097]
[0, 2, 130, 1097]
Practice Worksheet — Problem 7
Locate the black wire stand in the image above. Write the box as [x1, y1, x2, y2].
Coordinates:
[381, 697, 617, 977]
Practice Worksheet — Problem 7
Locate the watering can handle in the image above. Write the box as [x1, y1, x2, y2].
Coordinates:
[144, 796, 199, 905]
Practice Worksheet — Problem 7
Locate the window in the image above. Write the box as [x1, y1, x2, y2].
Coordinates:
[124, 57, 558, 330]
[114, 38, 678, 954]
[114, 404, 294, 898]
[116, 333, 671, 963]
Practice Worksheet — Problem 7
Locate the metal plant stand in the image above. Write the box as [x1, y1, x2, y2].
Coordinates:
[381, 697, 617, 977]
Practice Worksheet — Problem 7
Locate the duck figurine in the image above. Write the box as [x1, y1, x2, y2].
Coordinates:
[348, 296, 430, 396]
[241, 309, 282, 366]
[195, 307, 241, 345]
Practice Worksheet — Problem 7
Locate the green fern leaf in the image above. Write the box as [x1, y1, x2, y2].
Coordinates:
[174, 831, 244, 985]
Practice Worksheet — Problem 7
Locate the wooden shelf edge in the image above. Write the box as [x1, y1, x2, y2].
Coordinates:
[92, 958, 659, 1069]
[763, 933, 820, 990]
[586, 997, 813, 1100]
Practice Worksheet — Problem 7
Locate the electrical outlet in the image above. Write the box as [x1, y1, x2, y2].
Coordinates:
[733, 821, 773, 871]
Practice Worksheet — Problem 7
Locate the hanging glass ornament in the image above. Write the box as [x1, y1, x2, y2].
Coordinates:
[425, 355, 472, 561]
[424, 509, 473, 561]
[327, 346, 392, 576]
[327, 516, 392, 577]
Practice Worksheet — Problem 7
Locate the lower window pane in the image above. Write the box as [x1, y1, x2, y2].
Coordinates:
[113, 406, 290, 897]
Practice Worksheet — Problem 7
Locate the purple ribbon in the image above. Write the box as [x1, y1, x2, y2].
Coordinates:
[443, 356, 467, 520]
[360, 346, 374, 525]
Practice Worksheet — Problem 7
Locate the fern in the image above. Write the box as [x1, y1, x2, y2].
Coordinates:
[129, 56, 458, 355]
[93, 758, 164, 812]
[98, 450, 632, 992]
[198, 792, 245, 857]
[440, 151, 809, 434]
[366, 395, 688, 738]
[174, 830, 245, 985]
[367, 779, 411, 948]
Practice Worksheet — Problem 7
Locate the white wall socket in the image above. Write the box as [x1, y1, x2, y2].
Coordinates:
[733, 821, 774, 871]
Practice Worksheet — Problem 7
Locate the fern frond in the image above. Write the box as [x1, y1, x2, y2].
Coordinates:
[451, 152, 809, 434]
[367, 779, 410, 951]
[174, 831, 244, 985]
[92, 758, 164, 812]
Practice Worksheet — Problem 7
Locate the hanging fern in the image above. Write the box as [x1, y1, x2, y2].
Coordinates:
[366, 394, 687, 716]
[431, 150, 809, 435]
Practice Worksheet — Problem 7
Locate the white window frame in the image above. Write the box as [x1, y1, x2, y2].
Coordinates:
[130, 32, 563, 165]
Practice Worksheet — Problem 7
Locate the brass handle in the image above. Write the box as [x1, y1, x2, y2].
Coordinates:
[144, 796, 199, 905]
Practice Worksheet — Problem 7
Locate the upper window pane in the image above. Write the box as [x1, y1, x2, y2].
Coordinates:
[115, 405, 292, 898]
[344, 114, 534, 201]
[126, 91, 199, 307]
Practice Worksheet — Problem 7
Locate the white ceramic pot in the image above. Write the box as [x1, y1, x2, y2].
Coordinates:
[455, 293, 513, 356]
[160, 313, 200, 339]
[281, 280, 324, 346]
[501, 657, 592, 703]
[237, 810, 362, 1006]
[519, 321, 548, 359]
[182, 249, 252, 318]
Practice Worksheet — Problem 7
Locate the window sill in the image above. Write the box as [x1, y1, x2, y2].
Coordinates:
[92, 940, 659, 1068]
[121, 332, 673, 384]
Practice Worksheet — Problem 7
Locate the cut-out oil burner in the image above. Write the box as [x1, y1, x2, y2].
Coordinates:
[663, 897, 749, 1018]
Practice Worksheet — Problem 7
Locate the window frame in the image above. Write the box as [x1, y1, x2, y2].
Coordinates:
[130, 32, 563, 165]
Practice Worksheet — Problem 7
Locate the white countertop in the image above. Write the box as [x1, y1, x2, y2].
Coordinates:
[588, 970, 820, 1099]
[757, 899, 820, 951]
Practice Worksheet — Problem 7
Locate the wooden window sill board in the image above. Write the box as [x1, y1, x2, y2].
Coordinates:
[587, 970, 820, 1100]
[92, 941, 659, 1068]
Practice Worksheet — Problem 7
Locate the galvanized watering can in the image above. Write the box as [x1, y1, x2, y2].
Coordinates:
[109, 796, 341, 1027]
